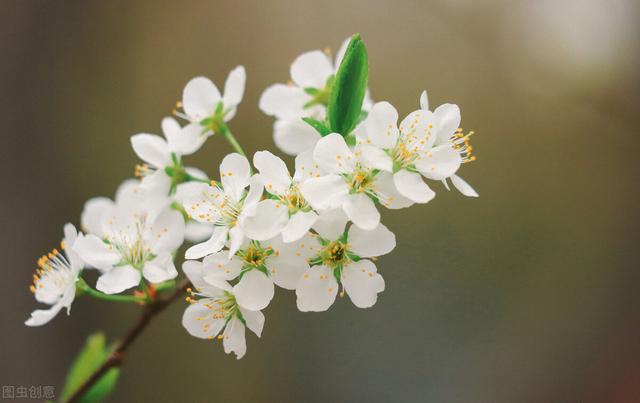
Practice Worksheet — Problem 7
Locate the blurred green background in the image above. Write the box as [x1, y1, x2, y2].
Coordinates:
[2, 0, 639, 402]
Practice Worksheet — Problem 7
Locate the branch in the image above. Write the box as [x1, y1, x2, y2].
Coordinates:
[63, 279, 190, 403]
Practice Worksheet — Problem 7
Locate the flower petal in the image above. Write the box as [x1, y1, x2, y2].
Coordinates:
[227, 226, 245, 258]
[220, 153, 251, 202]
[266, 254, 309, 290]
[365, 101, 399, 149]
[165, 120, 207, 156]
[348, 223, 396, 258]
[81, 197, 113, 237]
[312, 208, 349, 240]
[290, 50, 333, 88]
[131, 134, 172, 168]
[222, 316, 247, 359]
[296, 265, 338, 312]
[149, 208, 185, 254]
[356, 144, 392, 172]
[182, 302, 225, 339]
[399, 109, 437, 151]
[72, 234, 120, 271]
[313, 133, 355, 174]
[450, 174, 479, 197]
[420, 90, 429, 110]
[374, 171, 414, 210]
[293, 149, 324, 182]
[238, 307, 264, 337]
[25, 300, 65, 327]
[433, 103, 461, 145]
[182, 260, 208, 290]
[299, 174, 349, 211]
[282, 211, 318, 243]
[233, 270, 274, 311]
[184, 221, 214, 243]
[96, 265, 141, 294]
[222, 65, 246, 109]
[202, 252, 242, 282]
[341, 260, 385, 308]
[259, 84, 307, 119]
[142, 252, 178, 284]
[274, 118, 322, 156]
[415, 145, 462, 180]
[184, 226, 228, 260]
[241, 199, 288, 241]
[253, 150, 291, 196]
[182, 76, 221, 121]
[342, 193, 380, 230]
[393, 169, 435, 203]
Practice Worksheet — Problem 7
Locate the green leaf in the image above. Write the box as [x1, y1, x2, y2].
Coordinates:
[327, 34, 369, 136]
[302, 117, 332, 136]
[60, 332, 120, 403]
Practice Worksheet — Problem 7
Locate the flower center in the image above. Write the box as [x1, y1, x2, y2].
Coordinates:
[451, 128, 476, 163]
[186, 289, 239, 339]
[197, 181, 243, 227]
[31, 243, 75, 297]
[317, 240, 350, 269]
[105, 215, 152, 269]
[346, 165, 377, 196]
[281, 183, 309, 212]
[239, 242, 270, 268]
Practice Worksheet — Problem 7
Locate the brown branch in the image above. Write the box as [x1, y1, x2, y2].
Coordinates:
[63, 279, 190, 403]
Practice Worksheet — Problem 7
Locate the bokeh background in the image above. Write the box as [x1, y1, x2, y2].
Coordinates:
[2, 0, 639, 402]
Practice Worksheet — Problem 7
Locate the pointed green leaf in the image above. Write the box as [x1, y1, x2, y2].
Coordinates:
[302, 117, 332, 136]
[327, 34, 369, 136]
[60, 332, 120, 403]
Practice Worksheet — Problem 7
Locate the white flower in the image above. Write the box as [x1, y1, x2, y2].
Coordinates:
[300, 133, 412, 230]
[25, 224, 84, 327]
[295, 209, 394, 312]
[182, 153, 288, 260]
[131, 117, 208, 192]
[355, 94, 478, 201]
[74, 180, 185, 294]
[176, 66, 246, 135]
[253, 150, 321, 243]
[181, 261, 264, 360]
[259, 38, 373, 156]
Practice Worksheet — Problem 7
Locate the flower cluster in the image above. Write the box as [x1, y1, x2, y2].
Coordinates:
[25, 35, 478, 360]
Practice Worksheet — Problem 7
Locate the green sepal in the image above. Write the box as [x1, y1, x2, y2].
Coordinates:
[327, 34, 369, 136]
[60, 332, 120, 403]
[302, 117, 332, 136]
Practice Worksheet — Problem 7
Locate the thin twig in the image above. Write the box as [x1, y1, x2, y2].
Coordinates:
[63, 279, 190, 403]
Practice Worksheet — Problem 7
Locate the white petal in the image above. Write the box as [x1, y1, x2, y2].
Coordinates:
[242, 176, 265, 215]
[313, 133, 355, 174]
[374, 171, 414, 210]
[81, 197, 113, 237]
[296, 265, 338, 312]
[184, 221, 214, 243]
[202, 252, 242, 282]
[300, 175, 349, 211]
[165, 121, 207, 156]
[139, 170, 171, 195]
[233, 270, 274, 311]
[290, 50, 333, 88]
[182, 182, 223, 225]
[348, 223, 396, 258]
[282, 211, 317, 243]
[450, 174, 479, 197]
[393, 169, 435, 203]
[420, 90, 429, 111]
[342, 193, 380, 230]
[220, 153, 251, 202]
[259, 84, 307, 119]
[433, 103, 461, 146]
[184, 226, 228, 260]
[182, 76, 221, 121]
[415, 145, 462, 180]
[241, 199, 288, 241]
[222, 317, 247, 359]
[293, 149, 324, 182]
[312, 208, 349, 240]
[63, 224, 83, 270]
[142, 253, 178, 283]
[253, 150, 291, 196]
[227, 226, 245, 258]
[25, 300, 65, 327]
[182, 260, 208, 290]
[96, 266, 141, 294]
[239, 307, 265, 338]
[341, 260, 385, 308]
[131, 134, 172, 168]
[182, 302, 225, 339]
[399, 109, 437, 151]
[267, 255, 309, 290]
[356, 144, 393, 172]
[149, 208, 185, 254]
[442, 177, 451, 191]
[273, 118, 322, 156]
[222, 65, 246, 109]
[72, 234, 120, 271]
[365, 101, 399, 149]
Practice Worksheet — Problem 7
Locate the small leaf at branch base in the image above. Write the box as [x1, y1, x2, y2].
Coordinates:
[327, 33, 369, 137]
[60, 332, 120, 403]
[302, 117, 332, 136]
